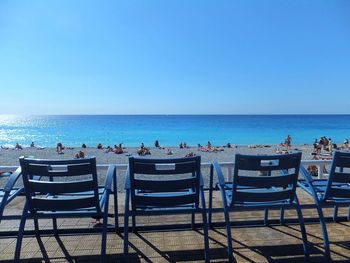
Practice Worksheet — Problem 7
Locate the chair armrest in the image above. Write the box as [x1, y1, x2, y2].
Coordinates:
[212, 161, 226, 187]
[299, 166, 314, 185]
[124, 168, 131, 190]
[104, 165, 116, 191]
[4, 167, 22, 192]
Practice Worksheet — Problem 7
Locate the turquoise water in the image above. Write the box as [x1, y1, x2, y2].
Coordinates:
[0, 115, 349, 147]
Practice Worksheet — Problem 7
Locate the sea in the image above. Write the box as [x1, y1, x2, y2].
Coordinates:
[0, 115, 349, 148]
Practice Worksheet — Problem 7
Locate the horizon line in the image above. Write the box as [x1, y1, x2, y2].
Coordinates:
[2, 113, 350, 116]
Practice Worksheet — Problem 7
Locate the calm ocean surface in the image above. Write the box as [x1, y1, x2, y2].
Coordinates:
[0, 115, 349, 147]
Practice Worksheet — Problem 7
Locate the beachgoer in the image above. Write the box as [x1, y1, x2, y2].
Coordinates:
[137, 146, 151, 156]
[155, 140, 160, 148]
[166, 148, 173, 155]
[328, 138, 333, 152]
[322, 136, 329, 150]
[56, 142, 64, 154]
[179, 142, 184, 149]
[115, 143, 126, 154]
[227, 143, 232, 148]
[97, 143, 103, 149]
[30, 142, 35, 147]
[82, 143, 87, 148]
[207, 141, 212, 149]
[185, 152, 195, 158]
[15, 143, 23, 150]
[284, 135, 292, 149]
[75, 150, 85, 159]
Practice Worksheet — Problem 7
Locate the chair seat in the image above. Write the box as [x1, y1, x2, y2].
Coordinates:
[298, 179, 350, 203]
[134, 205, 198, 214]
[224, 188, 292, 207]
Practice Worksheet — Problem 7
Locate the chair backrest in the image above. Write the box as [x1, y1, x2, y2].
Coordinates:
[324, 151, 350, 200]
[231, 152, 302, 205]
[19, 157, 101, 213]
[128, 156, 201, 209]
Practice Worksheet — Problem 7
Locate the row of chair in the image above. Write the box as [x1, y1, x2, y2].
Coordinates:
[1, 151, 350, 262]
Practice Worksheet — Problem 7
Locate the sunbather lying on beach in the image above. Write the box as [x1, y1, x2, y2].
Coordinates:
[185, 152, 196, 157]
[75, 150, 85, 159]
[137, 144, 151, 156]
[114, 143, 127, 154]
[15, 143, 23, 150]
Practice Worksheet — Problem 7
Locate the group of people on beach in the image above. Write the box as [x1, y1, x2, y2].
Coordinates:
[95, 143, 127, 154]
[278, 135, 292, 149]
[198, 141, 224, 152]
[137, 143, 151, 156]
[313, 136, 335, 154]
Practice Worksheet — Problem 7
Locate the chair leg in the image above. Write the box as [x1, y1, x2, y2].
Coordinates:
[348, 205, 350, 221]
[280, 207, 285, 225]
[201, 209, 210, 263]
[264, 208, 269, 226]
[294, 199, 309, 259]
[223, 206, 234, 262]
[191, 212, 195, 229]
[53, 218, 58, 236]
[101, 212, 108, 263]
[333, 205, 338, 222]
[34, 217, 40, 237]
[132, 214, 136, 233]
[208, 164, 214, 228]
[314, 201, 331, 260]
[200, 189, 210, 262]
[15, 203, 29, 262]
[113, 172, 119, 232]
[124, 190, 130, 260]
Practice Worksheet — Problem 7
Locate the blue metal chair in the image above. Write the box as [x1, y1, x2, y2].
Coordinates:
[209, 152, 309, 262]
[0, 168, 23, 223]
[124, 156, 209, 262]
[298, 150, 350, 260]
[15, 157, 116, 263]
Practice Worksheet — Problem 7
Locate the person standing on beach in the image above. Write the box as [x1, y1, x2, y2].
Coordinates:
[328, 138, 333, 152]
[155, 140, 160, 148]
[56, 142, 64, 154]
[285, 135, 292, 149]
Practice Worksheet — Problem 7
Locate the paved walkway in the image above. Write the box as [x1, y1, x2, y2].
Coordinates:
[1, 190, 349, 262]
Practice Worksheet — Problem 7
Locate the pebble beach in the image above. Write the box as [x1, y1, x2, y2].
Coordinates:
[0, 144, 319, 167]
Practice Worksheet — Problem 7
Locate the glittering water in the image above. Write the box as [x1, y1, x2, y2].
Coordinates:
[0, 115, 349, 147]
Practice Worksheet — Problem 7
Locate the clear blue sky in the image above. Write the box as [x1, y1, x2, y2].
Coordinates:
[0, 1, 349, 114]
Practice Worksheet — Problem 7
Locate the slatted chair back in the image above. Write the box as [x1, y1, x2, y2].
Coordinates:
[231, 152, 302, 205]
[128, 156, 201, 210]
[19, 157, 101, 213]
[324, 151, 350, 200]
